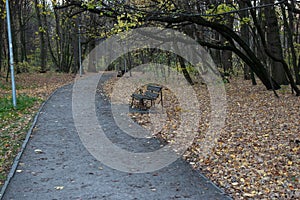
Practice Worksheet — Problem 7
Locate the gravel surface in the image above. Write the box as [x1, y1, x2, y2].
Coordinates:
[1, 73, 231, 200]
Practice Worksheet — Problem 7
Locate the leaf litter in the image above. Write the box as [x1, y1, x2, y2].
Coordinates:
[102, 75, 299, 200]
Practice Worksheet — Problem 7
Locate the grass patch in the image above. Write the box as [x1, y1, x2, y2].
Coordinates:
[0, 95, 39, 185]
[0, 95, 39, 128]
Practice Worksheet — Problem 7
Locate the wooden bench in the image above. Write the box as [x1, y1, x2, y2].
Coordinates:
[117, 70, 125, 77]
[131, 85, 163, 110]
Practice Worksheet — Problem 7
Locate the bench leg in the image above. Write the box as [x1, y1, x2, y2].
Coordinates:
[139, 99, 144, 109]
[131, 97, 134, 107]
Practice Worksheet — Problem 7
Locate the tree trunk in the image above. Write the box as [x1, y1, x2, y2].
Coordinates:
[221, 49, 232, 72]
[19, 0, 27, 63]
[44, 1, 59, 70]
[34, 0, 47, 72]
[245, 0, 299, 94]
[71, 18, 79, 74]
[285, 6, 300, 85]
[239, 0, 251, 80]
[221, 0, 234, 73]
[178, 56, 194, 85]
[54, 8, 62, 71]
[0, 2, 4, 72]
[298, 55, 300, 84]
[11, 1, 19, 70]
[264, 0, 289, 85]
[88, 39, 96, 72]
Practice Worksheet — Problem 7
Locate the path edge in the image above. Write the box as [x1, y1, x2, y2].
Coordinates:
[0, 83, 73, 199]
[196, 170, 233, 199]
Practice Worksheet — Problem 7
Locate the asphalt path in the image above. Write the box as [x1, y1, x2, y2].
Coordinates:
[1, 73, 231, 200]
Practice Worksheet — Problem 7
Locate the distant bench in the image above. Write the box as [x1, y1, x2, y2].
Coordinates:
[131, 85, 163, 110]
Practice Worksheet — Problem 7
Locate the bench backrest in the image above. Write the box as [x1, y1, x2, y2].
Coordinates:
[145, 91, 159, 99]
[147, 85, 162, 92]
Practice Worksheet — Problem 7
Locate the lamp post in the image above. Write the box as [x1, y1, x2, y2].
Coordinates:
[6, 0, 17, 107]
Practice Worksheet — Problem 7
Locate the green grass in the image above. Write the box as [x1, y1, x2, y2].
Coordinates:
[0, 95, 40, 185]
[0, 83, 28, 90]
[0, 95, 38, 123]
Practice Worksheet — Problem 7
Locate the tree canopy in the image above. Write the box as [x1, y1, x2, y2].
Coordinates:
[0, 0, 299, 95]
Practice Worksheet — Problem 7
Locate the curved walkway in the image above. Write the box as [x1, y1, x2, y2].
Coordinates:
[1, 73, 231, 200]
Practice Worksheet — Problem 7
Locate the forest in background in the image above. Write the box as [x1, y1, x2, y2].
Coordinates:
[0, 0, 300, 95]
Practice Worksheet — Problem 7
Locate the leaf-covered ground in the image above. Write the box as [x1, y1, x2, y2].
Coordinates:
[0, 72, 74, 187]
[103, 76, 300, 200]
